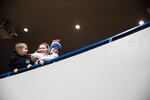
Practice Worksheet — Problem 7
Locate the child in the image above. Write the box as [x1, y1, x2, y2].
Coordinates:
[49, 39, 62, 58]
[8, 43, 34, 73]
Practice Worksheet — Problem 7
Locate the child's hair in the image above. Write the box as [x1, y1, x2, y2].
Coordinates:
[50, 39, 61, 49]
[15, 43, 27, 51]
[36, 42, 50, 55]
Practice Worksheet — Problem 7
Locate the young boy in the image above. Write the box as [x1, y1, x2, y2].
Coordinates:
[49, 39, 62, 58]
[8, 43, 34, 73]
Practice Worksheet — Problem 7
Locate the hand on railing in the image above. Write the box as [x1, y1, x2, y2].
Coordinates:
[27, 64, 32, 69]
[13, 68, 18, 73]
[35, 59, 44, 65]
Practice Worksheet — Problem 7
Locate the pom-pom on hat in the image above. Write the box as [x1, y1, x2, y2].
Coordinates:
[50, 39, 62, 49]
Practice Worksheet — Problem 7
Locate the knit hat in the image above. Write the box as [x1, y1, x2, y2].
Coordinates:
[50, 39, 62, 49]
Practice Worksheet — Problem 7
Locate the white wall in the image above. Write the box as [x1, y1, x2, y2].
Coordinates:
[0, 27, 150, 100]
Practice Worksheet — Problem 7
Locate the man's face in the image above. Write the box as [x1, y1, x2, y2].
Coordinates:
[18, 45, 28, 56]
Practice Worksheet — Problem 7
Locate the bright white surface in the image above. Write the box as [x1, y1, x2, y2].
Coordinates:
[0, 27, 150, 100]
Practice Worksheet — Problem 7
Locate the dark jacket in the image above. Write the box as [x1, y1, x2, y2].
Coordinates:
[8, 53, 34, 71]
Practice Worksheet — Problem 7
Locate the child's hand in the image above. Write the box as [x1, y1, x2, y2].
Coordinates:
[30, 53, 39, 62]
[29, 54, 36, 59]
[27, 64, 32, 69]
[36, 59, 44, 65]
[13, 68, 18, 73]
[30, 54, 35, 58]
[39, 59, 44, 65]
[35, 59, 44, 65]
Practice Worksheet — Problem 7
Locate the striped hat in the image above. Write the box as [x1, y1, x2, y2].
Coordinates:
[50, 39, 62, 49]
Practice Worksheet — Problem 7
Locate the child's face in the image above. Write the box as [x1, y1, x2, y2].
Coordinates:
[18, 45, 28, 56]
[38, 44, 48, 54]
[50, 48, 59, 54]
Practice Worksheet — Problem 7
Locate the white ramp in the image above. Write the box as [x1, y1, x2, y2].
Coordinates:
[0, 27, 150, 100]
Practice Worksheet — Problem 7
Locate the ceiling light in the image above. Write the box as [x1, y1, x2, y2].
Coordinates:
[75, 24, 80, 29]
[23, 28, 29, 32]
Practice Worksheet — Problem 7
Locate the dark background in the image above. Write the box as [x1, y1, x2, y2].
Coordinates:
[0, 0, 150, 73]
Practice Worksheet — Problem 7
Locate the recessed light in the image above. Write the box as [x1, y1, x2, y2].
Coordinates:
[75, 24, 80, 29]
[23, 28, 29, 32]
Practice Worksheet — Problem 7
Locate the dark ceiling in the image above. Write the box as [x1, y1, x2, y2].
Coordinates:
[0, 0, 150, 73]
